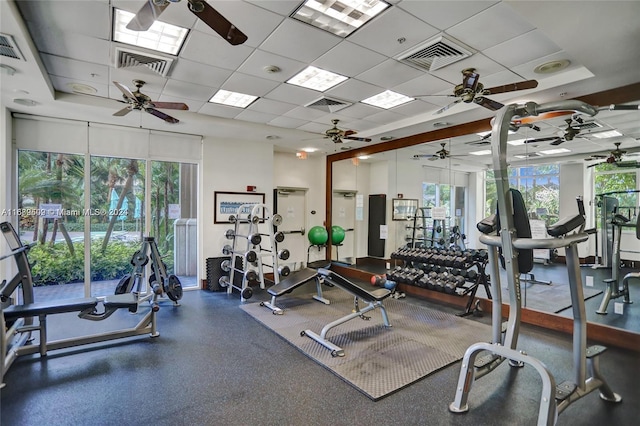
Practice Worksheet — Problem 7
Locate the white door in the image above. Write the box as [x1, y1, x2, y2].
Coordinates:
[275, 188, 307, 272]
[331, 192, 356, 264]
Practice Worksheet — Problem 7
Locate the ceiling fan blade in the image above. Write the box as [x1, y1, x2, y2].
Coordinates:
[150, 101, 189, 111]
[126, 0, 170, 31]
[146, 107, 179, 124]
[549, 138, 565, 146]
[434, 98, 463, 114]
[113, 106, 133, 117]
[189, 0, 248, 45]
[615, 160, 640, 168]
[343, 136, 372, 142]
[474, 96, 504, 111]
[113, 81, 137, 102]
[483, 79, 539, 95]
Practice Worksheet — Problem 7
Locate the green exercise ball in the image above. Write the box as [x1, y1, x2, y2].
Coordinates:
[331, 225, 346, 245]
[308, 226, 328, 246]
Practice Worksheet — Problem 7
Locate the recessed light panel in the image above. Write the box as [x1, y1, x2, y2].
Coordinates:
[469, 150, 492, 156]
[113, 9, 188, 55]
[540, 148, 571, 155]
[592, 130, 622, 139]
[361, 90, 413, 109]
[209, 90, 258, 108]
[291, 0, 390, 37]
[287, 66, 348, 92]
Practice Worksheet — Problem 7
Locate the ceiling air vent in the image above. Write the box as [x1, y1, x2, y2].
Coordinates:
[0, 33, 24, 60]
[114, 46, 174, 77]
[574, 120, 602, 131]
[396, 34, 473, 72]
[305, 97, 352, 113]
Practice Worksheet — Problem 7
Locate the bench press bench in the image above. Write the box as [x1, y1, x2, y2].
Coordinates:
[260, 267, 331, 314]
[300, 268, 392, 357]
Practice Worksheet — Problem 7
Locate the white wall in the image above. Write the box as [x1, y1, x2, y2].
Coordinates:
[0, 106, 12, 280]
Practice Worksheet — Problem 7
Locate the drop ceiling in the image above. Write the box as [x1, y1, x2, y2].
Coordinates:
[1, 0, 639, 168]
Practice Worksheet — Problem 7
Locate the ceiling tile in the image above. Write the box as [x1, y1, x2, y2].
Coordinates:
[248, 98, 297, 115]
[221, 72, 280, 97]
[198, 102, 243, 119]
[109, 68, 167, 93]
[163, 79, 216, 102]
[234, 109, 280, 124]
[268, 115, 308, 129]
[245, 0, 300, 17]
[263, 83, 322, 105]
[180, 30, 254, 71]
[363, 109, 405, 125]
[313, 41, 387, 77]
[392, 73, 453, 98]
[332, 103, 381, 120]
[482, 30, 562, 69]
[236, 49, 306, 82]
[49, 75, 110, 98]
[355, 59, 424, 88]
[41, 54, 111, 88]
[446, 2, 535, 52]
[348, 6, 439, 57]
[169, 58, 232, 88]
[426, 53, 506, 87]
[325, 79, 384, 103]
[511, 51, 578, 81]
[20, 0, 111, 40]
[397, 0, 498, 31]
[259, 19, 341, 63]
[283, 105, 329, 121]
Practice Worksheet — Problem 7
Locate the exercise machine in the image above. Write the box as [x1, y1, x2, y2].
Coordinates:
[260, 267, 331, 314]
[1, 221, 161, 388]
[115, 236, 183, 305]
[596, 213, 638, 314]
[449, 100, 623, 425]
[300, 268, 392, 357]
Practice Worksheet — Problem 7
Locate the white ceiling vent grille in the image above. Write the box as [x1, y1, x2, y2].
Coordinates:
[305, 97, 352, 113]
[397, 35, 473, 72]
[0, 33, 24, 60]
[574, 120, 602, 130]
[114, 46, 174, 77]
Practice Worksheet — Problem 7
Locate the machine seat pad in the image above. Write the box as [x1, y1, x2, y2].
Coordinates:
[318, 269, 391, 302]
[3, 297, 98, 321]
[547, 214, 585, 237]
[268, 268, 318, 297]
[103, 293, 138, 309]
[477, 214, 497, 234]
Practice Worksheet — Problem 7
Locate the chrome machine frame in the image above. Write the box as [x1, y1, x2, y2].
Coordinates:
[448, 100, 628, 425]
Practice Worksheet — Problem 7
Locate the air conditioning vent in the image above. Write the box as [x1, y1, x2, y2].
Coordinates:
[397, 34, 473, 72]
[574, 121, 602, 130]
[305, 97, 352, 113]
[114, 46, 174, 77]
[0, 33, 24, 60]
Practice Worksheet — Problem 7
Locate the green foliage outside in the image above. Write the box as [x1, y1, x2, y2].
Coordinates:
[27, 240, 174, 287]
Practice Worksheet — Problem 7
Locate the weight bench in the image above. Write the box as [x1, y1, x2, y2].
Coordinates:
[260, 268, 330, 314]
[3, 293, 157, 360]
[301, 268, 392, 357]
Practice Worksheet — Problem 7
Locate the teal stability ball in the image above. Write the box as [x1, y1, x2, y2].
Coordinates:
[308, 226, 328, 246]
[331, 225, 346, 245]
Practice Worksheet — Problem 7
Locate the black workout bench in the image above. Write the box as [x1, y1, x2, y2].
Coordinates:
[260, 267, 330, 314]
[3, 293, 156, 360]
[301, 268, 392, 357]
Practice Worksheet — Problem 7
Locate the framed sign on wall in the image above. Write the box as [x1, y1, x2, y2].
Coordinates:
[214, 191, 265, 224]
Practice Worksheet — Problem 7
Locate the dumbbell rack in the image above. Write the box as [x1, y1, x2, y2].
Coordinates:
[221, 203, 284, 302]
[406, 207, 449, 248]
[389, 247, 491, 316]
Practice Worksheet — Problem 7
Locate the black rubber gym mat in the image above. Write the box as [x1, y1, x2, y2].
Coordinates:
[240, 288, 491, 400]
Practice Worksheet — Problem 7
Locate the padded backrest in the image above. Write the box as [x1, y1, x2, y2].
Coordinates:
[510, 189, 534, 274]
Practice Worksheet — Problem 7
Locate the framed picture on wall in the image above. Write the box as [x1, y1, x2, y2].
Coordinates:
[392, 198, 418, 221]
[214, 191, 265, 224]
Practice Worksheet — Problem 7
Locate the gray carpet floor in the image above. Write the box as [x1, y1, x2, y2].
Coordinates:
[2, 287, 639, 426]
[240, 287, 491, 400]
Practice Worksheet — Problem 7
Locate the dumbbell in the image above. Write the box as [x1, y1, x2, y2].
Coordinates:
[221, 260, 259, 282]
[225, 229, 262, 245]
[222, 244, 257, 263]
[229, 214, 260, 224]
[271, 214, 283, 226]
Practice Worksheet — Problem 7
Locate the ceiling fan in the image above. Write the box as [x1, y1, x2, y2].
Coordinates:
[416, 68, 538, 115]
[523, 117, 584, 146]
[413, 142, 465, 161]
[586, 142, 640, 168]
[113, 80, 189, 124]
[126, 0, 247, 46]
[323, 119, 372, 144]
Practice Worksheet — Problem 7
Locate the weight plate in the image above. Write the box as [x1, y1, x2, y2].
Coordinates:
[166, 274, 183, 302]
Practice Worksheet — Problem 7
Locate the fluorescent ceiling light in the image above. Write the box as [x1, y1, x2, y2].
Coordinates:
[291, 0, 390, 37]
[362, 90, 413, 109]
[287, 66, 348, 92]
[113, 9, 188, 55]
[476, 129, 515, 138]
[358, 155, 370, 160]
[303, 147, 318, 153]
[592, 130, 622, 138]
[469, 150, 492, 156]
[209, 90, 258, 108]
[540, 148, 571, 155]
